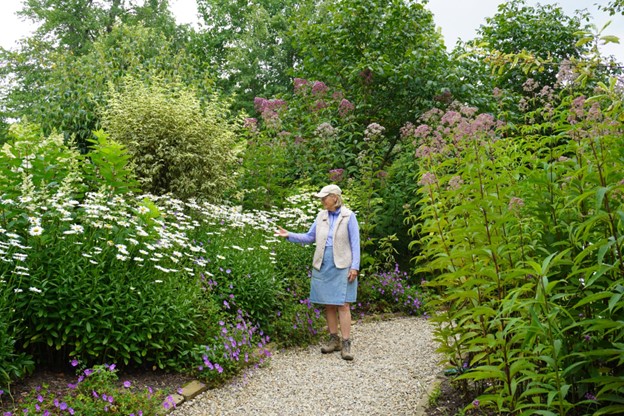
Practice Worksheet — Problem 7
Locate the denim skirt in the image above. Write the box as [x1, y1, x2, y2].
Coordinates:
[310, 246, 357, 305]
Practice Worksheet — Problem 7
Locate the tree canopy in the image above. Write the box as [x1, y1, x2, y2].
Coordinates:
[291, 0, 449, 136]
[475, 0, 592, 92]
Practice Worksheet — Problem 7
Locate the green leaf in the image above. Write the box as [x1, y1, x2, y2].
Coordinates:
[600, 35, 620, 44]
[574, 292, 612, 308]
[596, 186, 609, 211]
[608, 292, 623, 313]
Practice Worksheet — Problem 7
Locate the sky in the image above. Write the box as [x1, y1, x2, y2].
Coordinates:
[0, 0, 622, 62]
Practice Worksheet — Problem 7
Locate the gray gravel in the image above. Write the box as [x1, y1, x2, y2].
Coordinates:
[171, 316, 443, 416]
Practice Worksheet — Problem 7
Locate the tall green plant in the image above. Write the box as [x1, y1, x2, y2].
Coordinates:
[409, 68, 624, 414]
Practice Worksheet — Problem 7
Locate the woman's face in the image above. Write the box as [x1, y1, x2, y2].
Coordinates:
[321, 194, 337, 211]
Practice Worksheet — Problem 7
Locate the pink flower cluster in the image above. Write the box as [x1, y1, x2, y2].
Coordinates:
[508, 197, 525, 211]
[419, 172, 437, 186]
[316, 122, 337, 138]
[254, 97, 287, 129]
[410, 106, 500, 161]
[243, 117, 258, 132]
[329, 168, 345, 182]
[338, 99, 355, 117]
[311, 81, 329, 95]
[294, 77, 308, 93]
[292, 78, 354, 118]
[254, 97, 287, 113]
[364, 122, 385, 139]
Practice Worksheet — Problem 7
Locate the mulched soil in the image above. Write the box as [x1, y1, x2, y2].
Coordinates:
[423, 375, 499, 416]
[0, 368, 195, 412]
[425, 376, 473, 416]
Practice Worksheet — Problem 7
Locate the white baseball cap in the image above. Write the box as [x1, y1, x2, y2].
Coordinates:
[314, 184, 342, 198]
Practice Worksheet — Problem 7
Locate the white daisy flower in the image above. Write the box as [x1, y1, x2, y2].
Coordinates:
[70, 224, 84, 234]
[29, 226, 44, 236]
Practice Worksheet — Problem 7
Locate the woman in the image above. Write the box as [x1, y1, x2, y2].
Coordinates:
[276, 184, 360, 360]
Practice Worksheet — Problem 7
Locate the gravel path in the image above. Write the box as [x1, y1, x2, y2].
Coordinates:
[171, 316, 443, 416]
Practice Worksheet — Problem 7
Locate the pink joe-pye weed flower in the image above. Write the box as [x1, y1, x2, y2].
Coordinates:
[338, 99, 354, 117]
[419, 172, 437, 186]
[508, 197, 525, 211]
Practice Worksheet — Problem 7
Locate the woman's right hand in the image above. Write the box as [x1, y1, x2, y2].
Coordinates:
[275, 226, 289, 238]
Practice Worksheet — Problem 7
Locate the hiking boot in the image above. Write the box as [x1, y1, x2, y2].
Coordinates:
[320, 333, 342, 353]
[341, 339, 353, 361]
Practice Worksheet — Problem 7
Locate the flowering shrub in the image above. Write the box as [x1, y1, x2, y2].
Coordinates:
[358, 264, 425, 316]
[239, 78, 360, 209]
[0, 122, 318, 381]
[410, 68, 624, 414]
[192, 309, 272, 385]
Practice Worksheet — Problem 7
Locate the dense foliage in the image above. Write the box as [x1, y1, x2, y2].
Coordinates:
[1, 0, 623, 414]
[291, 0, 449, 138]
[100, 76, 238, 200]
[476, 0, 592, 92]
[409, 60, 623, 414]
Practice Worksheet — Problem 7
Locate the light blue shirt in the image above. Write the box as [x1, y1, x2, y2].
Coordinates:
[287, 207, 361, 270]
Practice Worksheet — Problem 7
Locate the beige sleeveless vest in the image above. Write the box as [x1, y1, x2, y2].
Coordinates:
[312, 207, 353, 271]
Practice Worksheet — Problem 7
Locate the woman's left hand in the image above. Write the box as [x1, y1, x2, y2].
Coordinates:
[348, 269, 358, 282]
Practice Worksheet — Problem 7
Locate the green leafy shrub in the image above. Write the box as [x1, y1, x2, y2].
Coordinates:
[83, 130, 140, 194]
[237, 124, 292, 210]
[100, 75, 238, 200]
[0, 287, 35, 390]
